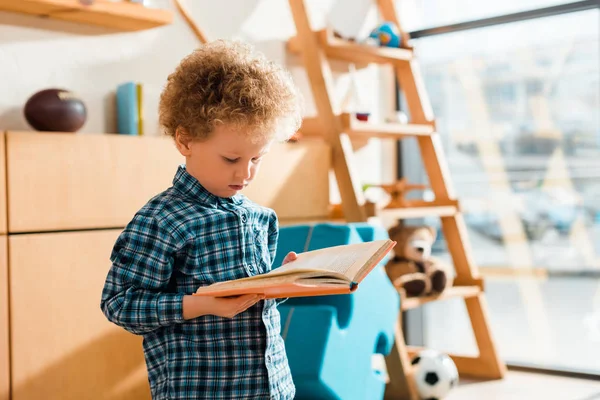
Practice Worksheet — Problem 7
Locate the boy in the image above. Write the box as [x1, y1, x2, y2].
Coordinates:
[100, 40, 303, 400]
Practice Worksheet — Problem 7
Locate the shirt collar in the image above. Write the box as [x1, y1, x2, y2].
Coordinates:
[172, 165, 242, 206]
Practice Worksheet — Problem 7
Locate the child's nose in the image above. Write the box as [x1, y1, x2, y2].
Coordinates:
[235, 163, 252, 180]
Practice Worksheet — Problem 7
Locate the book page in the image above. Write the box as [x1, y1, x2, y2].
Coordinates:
[265, 239, 391, 281]
[195, 274, 299, 293]
[195, 274, 350, 295]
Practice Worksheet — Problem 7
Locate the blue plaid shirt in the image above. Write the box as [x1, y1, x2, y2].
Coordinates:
[101, 165, 295, 400]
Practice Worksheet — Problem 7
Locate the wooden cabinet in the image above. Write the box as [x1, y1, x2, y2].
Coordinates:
[5, 132, 183, 233]
[0, 131, 331, 399]
[0, 236, 8, 400]
[5, 131, 330, 232]
[0, 134, 6, 235]
[9, 230, 149, 400]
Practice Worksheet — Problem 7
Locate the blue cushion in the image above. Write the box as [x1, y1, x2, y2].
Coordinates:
[276, 223, 400, 400]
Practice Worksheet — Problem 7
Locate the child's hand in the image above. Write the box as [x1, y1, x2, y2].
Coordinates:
[282, 251, 298, 265]
[209, 295, 264, 319]
[183, 294, 264, 320]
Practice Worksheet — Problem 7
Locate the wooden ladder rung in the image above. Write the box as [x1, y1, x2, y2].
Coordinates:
[400, 285, 481, 310]
[329, 200, 459, 220]
[377, 202, 458, 219]
[406, 346, 503, 379]
[299, 114, 435, 139]
[288, 28, 414, 66]
[342, 114, 435, 138]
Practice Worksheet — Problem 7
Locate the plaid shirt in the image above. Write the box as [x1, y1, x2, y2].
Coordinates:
[101, 165, 295, 400]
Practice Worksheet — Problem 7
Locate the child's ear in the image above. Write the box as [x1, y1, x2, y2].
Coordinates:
[174, 127, 193, 156]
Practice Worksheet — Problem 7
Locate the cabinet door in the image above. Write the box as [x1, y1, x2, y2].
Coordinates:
[0, 236, 8, 400]
[9, 230, 150, 400]
[0, 132, 6, 234]
[6, 132, 331, 233]
[6, 131, 183, 233]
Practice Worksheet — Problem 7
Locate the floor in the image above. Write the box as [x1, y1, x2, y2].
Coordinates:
[445, 370, 600, 400]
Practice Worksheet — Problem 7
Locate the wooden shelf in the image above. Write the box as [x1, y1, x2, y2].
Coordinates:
[377, 201, 459, 219]
[341, 114, 435, 139]
[299, 113, 435, 139]
[0, 0, 173, 31]
[400, 285, 481, 311]
[288, 29, 414, 66]
[318, 200, 459, 222]
[288, 0, 507, 393]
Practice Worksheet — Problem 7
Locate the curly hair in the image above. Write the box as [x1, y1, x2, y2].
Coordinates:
[159, 40, 303, 142]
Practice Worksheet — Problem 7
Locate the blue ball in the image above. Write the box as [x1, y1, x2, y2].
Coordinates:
[369, 22, 401, 48]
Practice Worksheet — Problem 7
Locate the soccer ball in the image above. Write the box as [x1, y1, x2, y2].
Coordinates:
[411, 349, 459, 400]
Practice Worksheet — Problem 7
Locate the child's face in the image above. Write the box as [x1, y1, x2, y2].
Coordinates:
[176, 124, 273, 198]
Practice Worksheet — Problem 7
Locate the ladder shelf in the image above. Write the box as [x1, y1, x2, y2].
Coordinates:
[287, 1, 506, 398]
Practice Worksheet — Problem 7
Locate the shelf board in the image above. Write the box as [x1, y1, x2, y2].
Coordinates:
[299, 114, 435, 139]
[0, 0, 173, 31]
[377, 201, 458, 219]
[341, 114, 435, 139]
[401, 285, 481, 310]
[301, 201, 460, 223]
[288, 29, 414, 66]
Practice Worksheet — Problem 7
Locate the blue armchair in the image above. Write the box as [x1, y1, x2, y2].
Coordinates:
[275, 223, 400, 400]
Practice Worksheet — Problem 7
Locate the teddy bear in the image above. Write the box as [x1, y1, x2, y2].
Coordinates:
[385, 223, 453, 297]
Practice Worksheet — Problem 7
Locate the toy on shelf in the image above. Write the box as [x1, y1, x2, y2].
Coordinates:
[385, 223, 453, 297]
[411, 349, 459, 399]
[368, 178, 429, 209]
[369, 21, 401, 48]
[329, 179, 430, 219]
[24, 88, 87, 133]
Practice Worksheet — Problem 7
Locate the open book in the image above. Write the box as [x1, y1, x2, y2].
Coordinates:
[194, 239, 396, 299]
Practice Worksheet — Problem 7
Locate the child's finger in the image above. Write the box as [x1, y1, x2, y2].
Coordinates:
[233, 294, 257, 303]
[232, 296, 259, 314]
[282, 251, 298, 264]
[238, 294, 260, 307]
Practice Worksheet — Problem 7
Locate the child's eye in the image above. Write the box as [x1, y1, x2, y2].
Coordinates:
[251, 157, 263, 164]
[223, 157, 239, 164]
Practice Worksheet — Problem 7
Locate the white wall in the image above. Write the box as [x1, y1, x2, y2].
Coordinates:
[0, 0, 396, 194]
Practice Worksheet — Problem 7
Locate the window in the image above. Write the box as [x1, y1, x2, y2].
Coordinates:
[402, 7, 600, 375]
[398, 0, 587, 31]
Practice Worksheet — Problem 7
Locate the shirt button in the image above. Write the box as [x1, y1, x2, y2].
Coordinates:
[266, 355, 272, 363]
[241, 214, 247, 223]
[248, 264, 255, 273]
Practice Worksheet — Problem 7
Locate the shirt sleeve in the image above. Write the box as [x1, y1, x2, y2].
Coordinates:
[100, 213, 185, 335]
